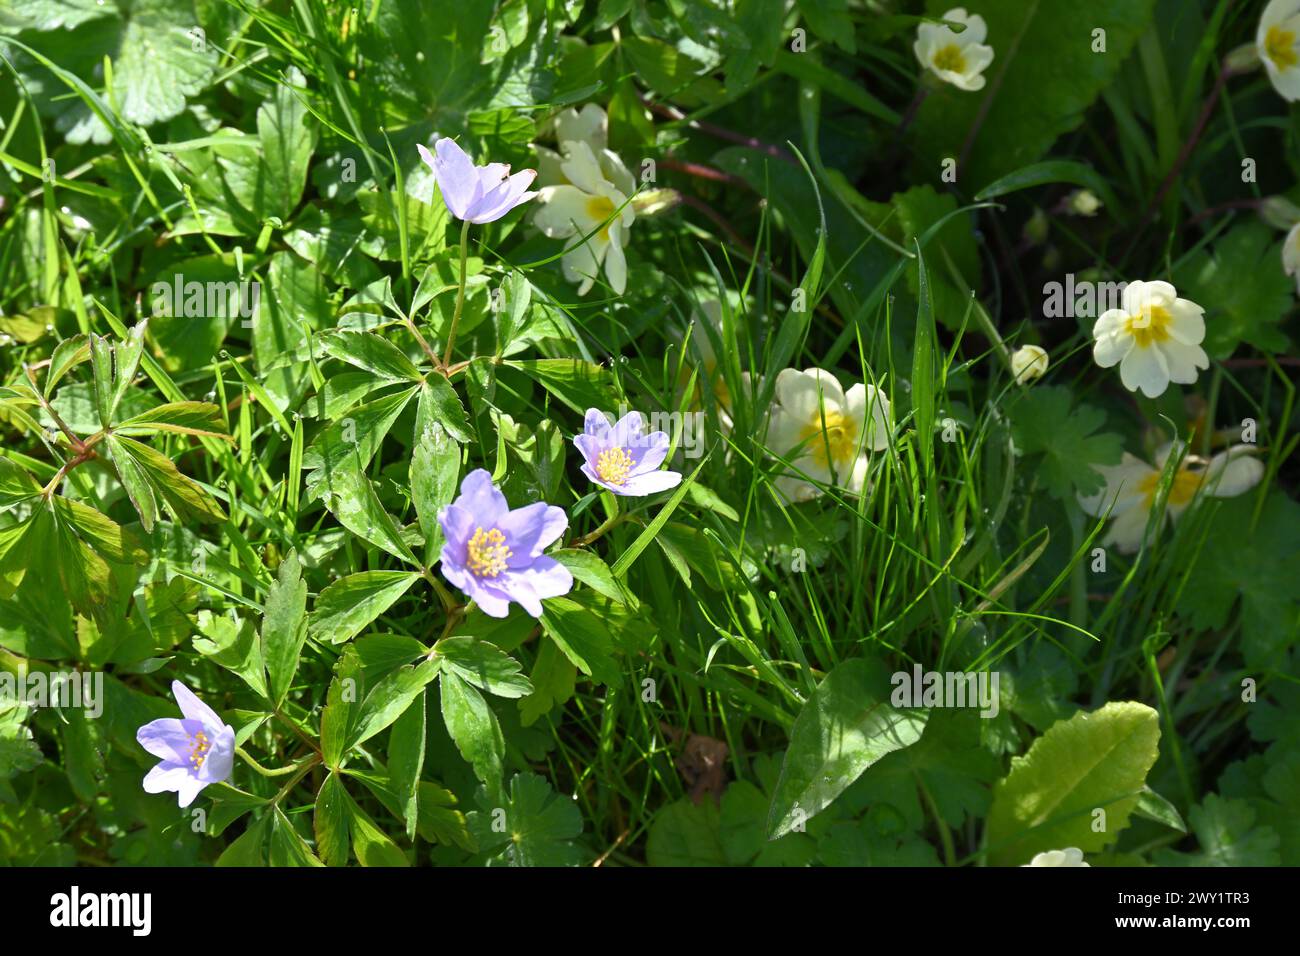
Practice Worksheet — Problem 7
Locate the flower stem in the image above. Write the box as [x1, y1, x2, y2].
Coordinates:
[572, 496, 622, 547]
[442, 218, 472, 368]
[237, 747, 314, 777]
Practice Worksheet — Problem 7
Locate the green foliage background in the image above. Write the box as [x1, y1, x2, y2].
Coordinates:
[0, 0, 1296, 867]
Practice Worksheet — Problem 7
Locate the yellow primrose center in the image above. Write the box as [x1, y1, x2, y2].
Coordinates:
[467, 527, 512, 578]
[586, 195, 616, 240]
[1123, 304, 1173, 349]
[188, 730, 211, 770]
[798, 410, 857, 469]
[1138, 467, 1201, 507]
[932, 44, 967, 74]
[1265, 25, 1298, 70]
[596, 446, 634, 485]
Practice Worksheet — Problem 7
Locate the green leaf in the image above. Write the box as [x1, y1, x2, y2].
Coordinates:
[303, 386, 419, 501]
[115, 401, 228, 439]
[215, 812, 272, 866]
[313, 772, 351, 867]
[261, 550, 309, 707]
[986, 701, 1161, 866]
[1153, 794, 1281, 867]
[435, 636, 533, 699]
[467, 772, 585, 866]
[911, 0, 1158, 192]
[1177, 492, 1300, 668]
[309, 570, 422, 645]
[347, 659, 440, 750]
[318, 463, 420, 565]
[766, 657, 929, 839]
[257, 65, 316, 220]
[321, 648, 362, 770]
[318, 329, 423, 383]
[440, 669, 505, 791]
[389, 690, 427, 841]
[975, 160, 1118, 210]
[411, 419, 459, 561]
[1172, 221, 1292, 358]
[1008, 386, 1123, 500]
[519, 636, 576, 727]
[269, 807, 326, 866]
[538, 598, 620, 685]
[417, 374, 473, 444]
[646, 797, 726, 866]
[507, 358, 621, 415]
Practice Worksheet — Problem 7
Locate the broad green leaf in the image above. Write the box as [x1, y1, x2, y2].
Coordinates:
[507, 358, 621, 415]
[308, 570, 421, 645]
[318, 329, 423, 383]
[538, 598, 620, 685]
[115, 401, 228, 439]
[646, 797, 726, 866]
[314, 772, 351, 867]
[269, 807, 326, 866]
[467, 772, 584, 866]
[417, 374, 472, 444]
[347, 659, 440, 749]
[257, 65, 316, 220]
[766, 657, 929, 839]
[986, 701, 1161, 866]
[440, 669, 504, 791]
[261, 550, 309, 706]
[389, 690, 427, 841]
[318, 463, 420, 565]
[1008, 386, 1123, 500]
[434, 636, 533, 699]
[411, 419, 459, 561]
[519, 637, 576, 727]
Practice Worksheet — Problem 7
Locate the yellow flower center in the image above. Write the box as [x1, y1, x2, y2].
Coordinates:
[798, 410, 857, 469]
[932, 44, 967, 74]
[1265, 25, 1298, 70]
[586, 195, 616, 240]
[466, 527, 512, 578]
[188, 730, 211, 770]
[596, 446, 634, 485]
[1138, 467, 1201, 507]
[1124, 303, 1173, 349]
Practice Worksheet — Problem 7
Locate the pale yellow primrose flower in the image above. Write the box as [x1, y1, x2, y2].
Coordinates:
[1009, 344, 1049, 385]
[1260, 0, 1300, 101]
[1022, 848, 1089, 867]
[1092, 280, 1209, 399]
[532, 139, 636, 295]
[1078, 442, 1263, 554]
[914, 8, 995, 92]
[767, 368, 892, 502]
[535, 103, 614, 187]
[1284, 222, 1300, 295]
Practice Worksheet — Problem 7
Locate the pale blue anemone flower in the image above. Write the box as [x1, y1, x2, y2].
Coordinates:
[417, 138, 538, 224]
[437, 470, 573, 618]
[575, 408, 683, 496]
[136, 681, 235, 808]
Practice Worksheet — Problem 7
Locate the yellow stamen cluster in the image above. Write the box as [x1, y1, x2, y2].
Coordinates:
[595, 447, 634, 485]
[932, 44, 967, 73]
[1123, 304, 1173, 349]
[188, 730, 211, 770]
[467, 527, 512, 578]
[1266, 25, 1298, 70]
[586, 195, 616, 240]
[798, 410, 856, 469]
[1139, 467, 1201, 507]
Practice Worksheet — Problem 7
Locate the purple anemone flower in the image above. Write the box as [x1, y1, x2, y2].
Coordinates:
[135, 681, 235, 808]
[437, 470, 573, 619]
[575, 408, 683, 497]
[417, 138, 538, 224]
